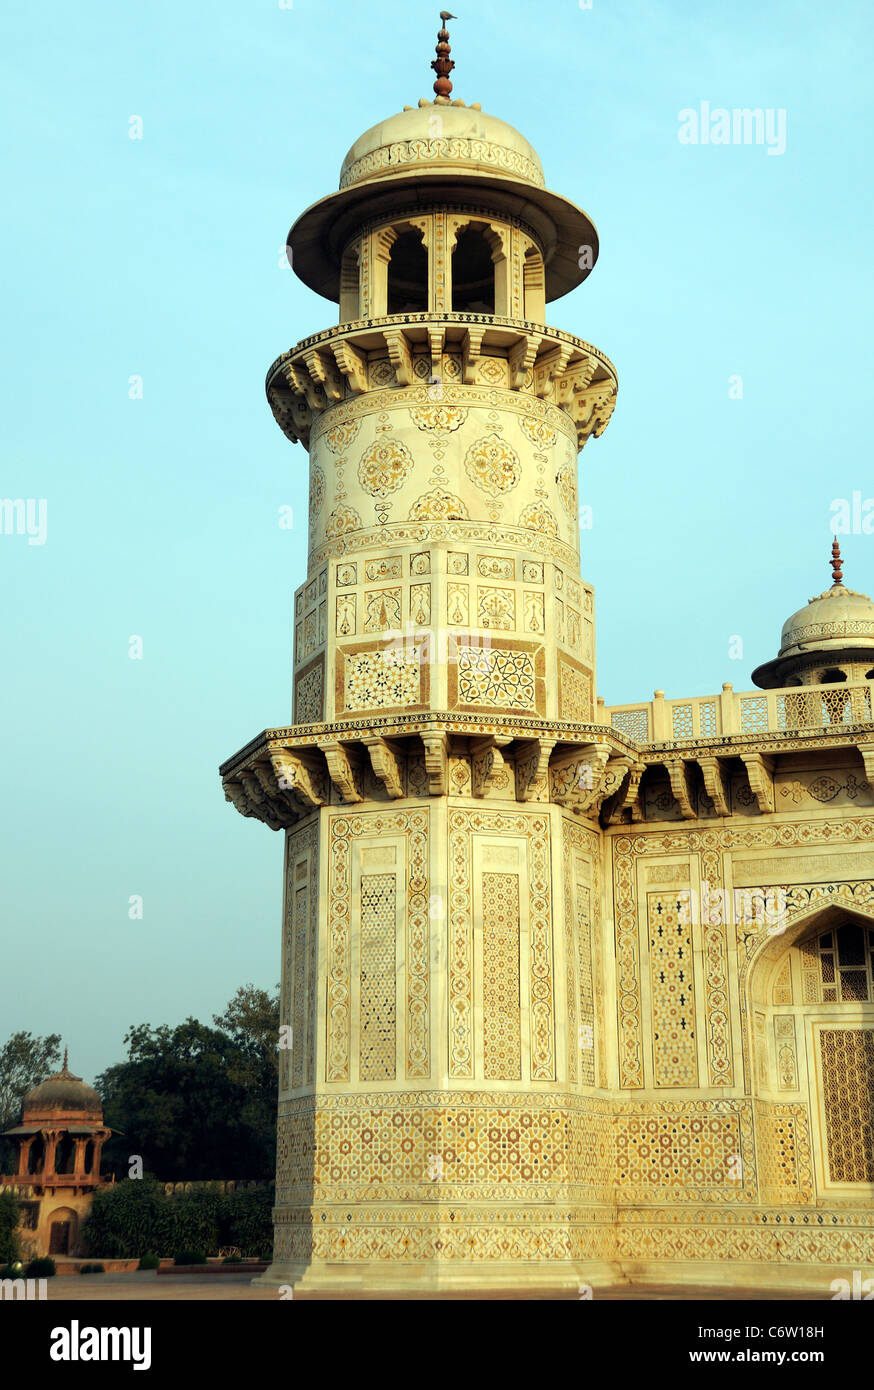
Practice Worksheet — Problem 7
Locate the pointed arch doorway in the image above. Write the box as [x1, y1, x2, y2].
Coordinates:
[750, 904, 874, 1201]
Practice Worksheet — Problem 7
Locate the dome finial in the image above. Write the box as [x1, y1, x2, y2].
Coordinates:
[432, 12, 457, 99]
[831, 535, 844, 588]
[62, 1045, 69, 1071]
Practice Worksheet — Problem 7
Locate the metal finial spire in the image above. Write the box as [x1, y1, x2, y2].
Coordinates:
[831, 536, 844, 587]
[432, 12, 457, 99]
[62, 1046, 69, 1071]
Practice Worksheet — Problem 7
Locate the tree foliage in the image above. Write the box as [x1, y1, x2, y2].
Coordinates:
[0, 1031, 63, 1130]
[0, 1190, 21, 1264]
[96, 985, 279, 1182]
[0, 1031, 62, 1173]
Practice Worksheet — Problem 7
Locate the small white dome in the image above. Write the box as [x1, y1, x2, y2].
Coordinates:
[779, 584, 874, 659]
[339, 103, 545, 191]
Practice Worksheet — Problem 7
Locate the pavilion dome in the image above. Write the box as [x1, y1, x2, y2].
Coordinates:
[338, 101, 546, 191]
[751, 543, 874, 687]
[21, 1054, 102, 1119]
[777, 583, 874, 661]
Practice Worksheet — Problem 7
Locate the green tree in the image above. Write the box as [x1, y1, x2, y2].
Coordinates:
[0, 1190, 21, 1263]
[96, 986, 279, 1182]
[0, 1031, 62, 1173]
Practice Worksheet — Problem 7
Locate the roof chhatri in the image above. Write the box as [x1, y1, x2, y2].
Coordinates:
[20, 1051, 103, 1117]
[432, 12, 457, 99]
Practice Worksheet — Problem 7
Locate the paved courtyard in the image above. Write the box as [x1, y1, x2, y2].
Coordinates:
[40, 1273, 832, 1301]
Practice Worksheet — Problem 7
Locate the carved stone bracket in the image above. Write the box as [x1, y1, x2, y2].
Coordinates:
[533, 343, 574, 399]
[597, 755, 633, 819]
[331, 340, 368, 395]
[271, 749, 328, 809]
[302, 347, 343, 402]
[509, 331, 542, 390]
[606, 761, 646, 824]
[858, 742, 874, 785]
[563, 379, 617, 443]
[555, 353, 597, 404]
[383, 328, 414, 387]
[223, 777, 259, 823]
[427, 327, 445, 380]
[698, 754, 731, 817]
[363, 736, 405, 799]
[283, 360, 323, 413]
[421, 731, 450, 794]
[227, 767, 295, 831]
[461, 326, 486, 384]
[666, 758, 697, 820]
[740, 752, 776, 814]
[470, 735, 511, 797]
[320, 740, 365, 803]
[550, 743, 611, 813]
[514, 737, 556, 802]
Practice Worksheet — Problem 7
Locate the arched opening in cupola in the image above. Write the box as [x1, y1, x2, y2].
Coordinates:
[339, 243, 361, 322]
[387, 229, 428, 314]
[54, 1134, 75, 1174]
[27, 1135, 45, 1175]
[452, 226, 498, 314]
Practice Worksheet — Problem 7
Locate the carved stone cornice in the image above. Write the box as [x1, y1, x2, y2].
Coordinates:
[221, 714, 874, 830]
[265, 313, 617, 450]
[221, 721, 630, 830]
[641, 724, 874, 760]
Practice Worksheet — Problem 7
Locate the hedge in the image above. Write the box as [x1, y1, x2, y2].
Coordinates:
[0, 1191, 20, 1265]
[82, 1180, 273, 1260]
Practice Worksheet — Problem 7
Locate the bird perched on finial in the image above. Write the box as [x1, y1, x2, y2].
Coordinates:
[432, 11, 457, 99]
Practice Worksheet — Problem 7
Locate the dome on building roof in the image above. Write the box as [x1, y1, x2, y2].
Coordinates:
[777, 583, 874, 661]
[752, 542, 874, 688]
[21, 1052, 102, 1117]
[339, 102, 546, 191]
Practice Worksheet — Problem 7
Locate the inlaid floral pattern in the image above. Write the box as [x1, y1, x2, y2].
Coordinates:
[464, 435, 521, 497]
[358, 439, 413, 498]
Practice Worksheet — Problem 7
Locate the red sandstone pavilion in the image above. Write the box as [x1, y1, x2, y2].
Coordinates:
[2, 1052, 112, 1258]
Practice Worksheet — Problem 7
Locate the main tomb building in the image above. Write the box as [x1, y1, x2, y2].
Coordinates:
[221, 19, 874, 1292]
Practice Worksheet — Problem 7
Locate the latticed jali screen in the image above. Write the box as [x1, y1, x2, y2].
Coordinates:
[800, 925, 874, 1004]
[819, 1028, 874, 1184]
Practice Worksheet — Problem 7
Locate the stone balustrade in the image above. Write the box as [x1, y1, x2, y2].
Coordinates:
[603, 680, 874, 745]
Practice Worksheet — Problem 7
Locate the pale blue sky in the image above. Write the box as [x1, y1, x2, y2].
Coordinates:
[1, 0, 872, 1082]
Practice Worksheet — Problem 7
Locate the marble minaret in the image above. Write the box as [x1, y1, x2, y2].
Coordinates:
[221, 19, 622, 1292]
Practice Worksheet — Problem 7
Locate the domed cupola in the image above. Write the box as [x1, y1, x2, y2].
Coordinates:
[752, 541, 874, 688]
[20, 1051, 103, 1121]
[285, 15, 599, 309]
